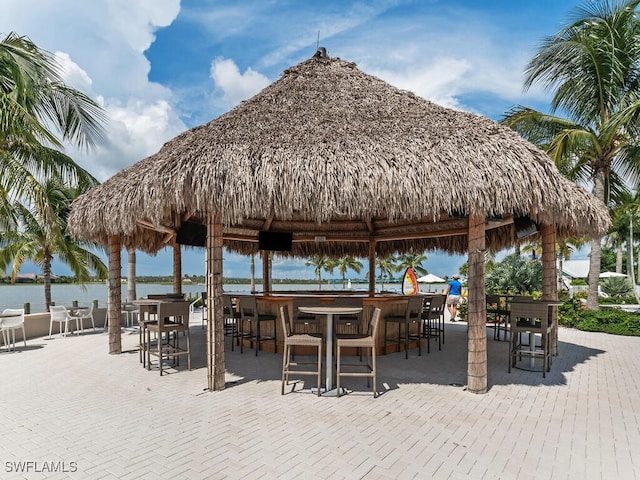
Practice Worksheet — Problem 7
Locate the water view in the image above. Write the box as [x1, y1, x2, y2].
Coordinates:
[0, 281, 408, 313]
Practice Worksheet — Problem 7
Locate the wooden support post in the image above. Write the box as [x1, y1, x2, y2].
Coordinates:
[173, 243, 182, 295]
[368, 240, 376, 296]
[541, 224, 558, 355]
[206, 214, 226, 391]
[262, 251, 271, 294]
[108, 235, 122, 354]
[467, 214, 487, 394]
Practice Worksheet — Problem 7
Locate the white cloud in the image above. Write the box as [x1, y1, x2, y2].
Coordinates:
[210, 57, 270, 107]
[1, 0, 185, 180]
[371, 57, 472, 110]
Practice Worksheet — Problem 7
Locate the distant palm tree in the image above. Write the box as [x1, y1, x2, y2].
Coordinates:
[396, 249, 428, 276]
[126, 248, 137, 302]
[334, 256, 363, 288]
[376, 255, 398, 289]
[502, 0, 640, 309]
[305, 255, 335, 290]
[0, 179, 107, 310]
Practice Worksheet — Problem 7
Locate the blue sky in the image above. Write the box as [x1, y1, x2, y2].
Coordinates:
[1, 0, 589, 280]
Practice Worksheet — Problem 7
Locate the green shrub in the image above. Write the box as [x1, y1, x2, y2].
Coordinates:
[598, 295, 638, 305]
[600, 276, 633, 297]
[557, 299, 640, 336]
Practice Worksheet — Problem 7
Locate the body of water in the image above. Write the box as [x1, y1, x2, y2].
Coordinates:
[0, 281, 411, 313]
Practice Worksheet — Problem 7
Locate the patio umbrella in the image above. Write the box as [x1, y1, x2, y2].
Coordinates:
[69, 48, 610, 393]
[417, 273, 446, 283]
[599, 272, 628, 278]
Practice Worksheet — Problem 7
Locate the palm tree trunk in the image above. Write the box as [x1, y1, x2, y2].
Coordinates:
[127, 248, 136, 302]
[43, 252, 52, 310]
[616, 242, 623, 273]
[586, 170, 606, 310]
[628, 220, 639, 302]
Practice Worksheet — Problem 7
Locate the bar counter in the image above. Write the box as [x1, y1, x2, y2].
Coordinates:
[226, 293, 439, 355]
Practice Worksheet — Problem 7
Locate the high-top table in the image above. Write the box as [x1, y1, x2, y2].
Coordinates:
[298, 305, 362, 395]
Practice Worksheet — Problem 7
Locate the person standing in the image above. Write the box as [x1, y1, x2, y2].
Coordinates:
[445, 274, 463, 321]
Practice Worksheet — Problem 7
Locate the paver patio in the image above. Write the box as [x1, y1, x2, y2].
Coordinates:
[1, 314, 639, 479]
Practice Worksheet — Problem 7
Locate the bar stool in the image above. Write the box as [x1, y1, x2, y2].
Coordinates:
[336, 307, 381, 398]
[422, 294, 446, 352]
[279, 305, 323, 396]
[238, 296, 277, 355]
[222, 295, 240, 351]
[508, 301, 553, 377]
[383, 295, 424, 358]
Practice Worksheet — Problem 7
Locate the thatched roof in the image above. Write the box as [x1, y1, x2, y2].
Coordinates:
[69, 51, 610, 257]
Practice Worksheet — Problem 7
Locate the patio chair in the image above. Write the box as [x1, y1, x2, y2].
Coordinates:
[383, 295, 424, 358]
[1, 308, 26, 350]
[71, 304, 97, 333]
[486, 295, 510, 341]
[49, 305, 80, 338]
[223, 295, 240, 351]
[336, 307, 381, 398]
[146, 300, 191, 375]
[508, 301, 553, 377]
[200, 291, 207, 329]
[121, 302, 139, 327]
[279, 305, 323, 396]
[422, 294, 446, 352]
[237, 296, 277, 355]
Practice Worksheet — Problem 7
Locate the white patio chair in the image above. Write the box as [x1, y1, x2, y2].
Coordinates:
[49, 305, 79, 338]
[71, 304, 97, 333]
[1, 308, 26, 350]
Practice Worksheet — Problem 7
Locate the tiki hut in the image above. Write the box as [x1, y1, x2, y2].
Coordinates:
[69, 48, 609, 394]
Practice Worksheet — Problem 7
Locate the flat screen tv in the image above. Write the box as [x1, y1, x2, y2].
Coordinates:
[176, 222, 207, 247]
[258, 231, 293, 252]
[514, 216, 539, 240]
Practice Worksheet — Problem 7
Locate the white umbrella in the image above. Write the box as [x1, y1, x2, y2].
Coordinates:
[417, 273, 446, 283]
[599, 271, 628, 278]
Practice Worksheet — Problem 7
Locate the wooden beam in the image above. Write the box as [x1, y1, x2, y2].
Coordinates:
[223, 226, 469, 243]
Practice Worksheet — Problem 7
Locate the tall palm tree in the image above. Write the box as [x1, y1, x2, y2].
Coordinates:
[502, 0, 640, 309]
[0, 178, 107, 309]
[126, 247, 137, 302]
[396, 249, 428, 277]
[334, 256, 363, 288]
[376, 255, 398, 290]
[305, 255, 335, 290]
[0, 32, 105, 223]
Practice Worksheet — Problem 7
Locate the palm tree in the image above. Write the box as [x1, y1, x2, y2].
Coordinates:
[1, 32, 105, 223]
[396, 249, 428, 277]
[376, 255, 398, 290]
[126, 247, 137, 302]
[502, 0, 640, 309]
[334, 256, 363, 288]
[305, 255, 335, 290]
[0, 178, 107, 310]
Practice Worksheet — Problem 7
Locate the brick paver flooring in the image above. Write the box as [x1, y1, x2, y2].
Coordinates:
[1, 316, 639, 479]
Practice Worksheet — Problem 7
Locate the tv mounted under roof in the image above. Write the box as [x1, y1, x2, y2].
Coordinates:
[514, 216, 539, 240]
[176, 221, 206, 247]
[258, 231, 293, 252]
